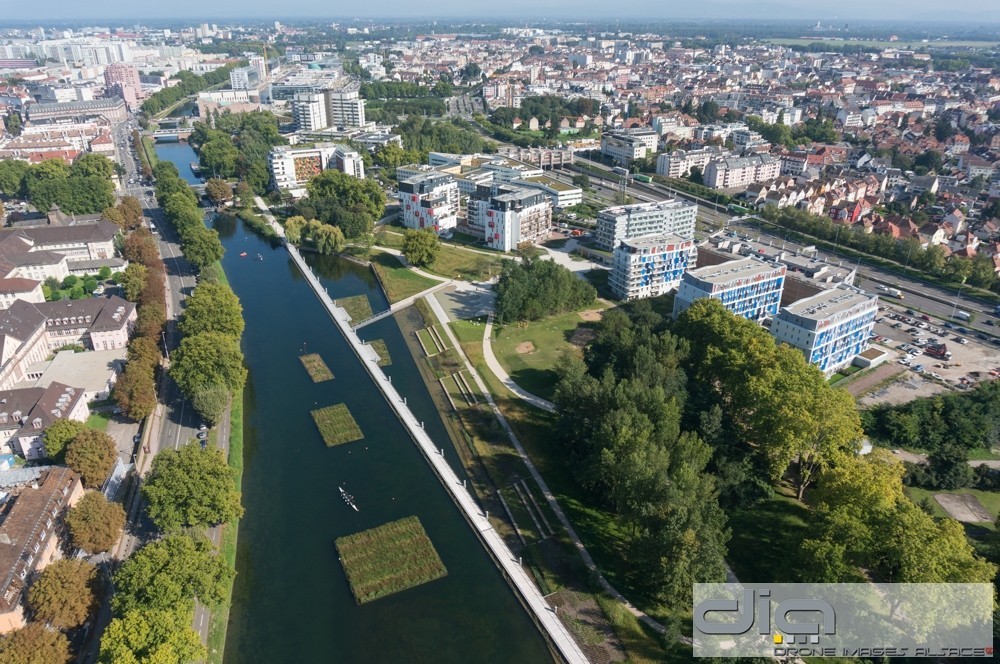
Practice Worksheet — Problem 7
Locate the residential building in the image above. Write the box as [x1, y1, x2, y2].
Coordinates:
[291, 92, 328, 132]
[596, 200, 698, 251]
[468, 183, 551, 252]
[102, 63, 141, 110]
[229, 66, 261, 91]
[656, 148, 718, 178]
[325, 81, 366, 127]
[268, 143, 364, 195]
[514, 175, 583, 209]
[672, 257, 786, 321]
[0, 280, 43, 311]
[610, 234, 697, 301]
[703, 154, 781, 189]
[600, 132, 648, 165]
[0, 382, 89, 459]
[770, 284, 878, 375]
[0, 467, 84, 632]
[398, 172, 461, 232]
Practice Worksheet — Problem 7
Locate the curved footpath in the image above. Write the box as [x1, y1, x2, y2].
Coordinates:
[255, 202, 589, 664]
[481, 314, 556, 412]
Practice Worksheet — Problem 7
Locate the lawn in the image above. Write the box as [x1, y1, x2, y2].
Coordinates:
[491, 308, 605, 400]
[370, 251, 439, 304]
[428, 245, 503, 282]
[369, 339, 392, 367]
[727, 489, 812, 583]
[310, 403, 364, 447]
[299, 353, 334, 382]
[86, 411, 111, 431]
[338, 295, 374, 322]
[905, 486, 1000, 531]
[335, 516, 448, 605]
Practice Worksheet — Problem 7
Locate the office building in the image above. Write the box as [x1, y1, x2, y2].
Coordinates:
[468, 183, 551, 252]
[25, 98, 126, 124]
[611, 234, 696, 301]
[600, 132, 649, 165]
[596, 200, 698, 251]
[268, 143, 364, 196]
[325, 81, 365, 127]
[672, 257, 786, 321]
[229, 66, 261, 91]
[398, 172, 460, 232]
[292, 92, 328, 131]
[770, 284, 878, 376]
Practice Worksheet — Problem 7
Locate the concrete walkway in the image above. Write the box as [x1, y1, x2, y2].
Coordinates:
[481, 314, 556, 412]
[422, 295, 675, 641]
[353, 279, 453, 330]
[263, 214, 588, 664]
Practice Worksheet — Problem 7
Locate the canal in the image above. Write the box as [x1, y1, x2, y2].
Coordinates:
[211, 215, 554, 663]
[152, 140, 201, 185]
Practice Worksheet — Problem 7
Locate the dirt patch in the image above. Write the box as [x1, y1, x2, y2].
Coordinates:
[569, 328, 596, 347]
[515, 341, 536, 354]
[935, 493, 994, 523]
[858, 374, 948, 407]
[578, 309, 604, 322]
[550, 590, 627, 663]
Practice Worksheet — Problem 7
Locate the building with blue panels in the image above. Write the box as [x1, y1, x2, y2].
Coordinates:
[672, 257, 786, 321]
[610, 234, 696, 301]
[770, 284, 878, 376]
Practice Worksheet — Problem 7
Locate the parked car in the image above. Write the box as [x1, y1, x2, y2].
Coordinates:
[133, 434, 142, 444]
[196, 431, 208, 440]
[198, 424, 208, 431]
[906, 309, 916, 315]
[921, 314, 931, 321]
[957, 337, 969, 345]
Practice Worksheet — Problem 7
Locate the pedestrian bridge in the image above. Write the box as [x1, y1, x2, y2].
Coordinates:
[148, 129, 192, 141]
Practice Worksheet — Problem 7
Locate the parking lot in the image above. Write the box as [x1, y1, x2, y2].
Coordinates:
[866, 302, 1000, 394]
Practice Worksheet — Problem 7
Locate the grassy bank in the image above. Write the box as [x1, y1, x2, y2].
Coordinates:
[140, 136, 159, 171]
[206, 383, 244, 664]
[375, 230, 503, 282]
[370, 251, 440, 303]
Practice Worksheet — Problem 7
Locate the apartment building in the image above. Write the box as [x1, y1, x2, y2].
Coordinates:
[268, 143, 365, 195]
[596, 200, 698, 251]
[291, 92, 328, 131]
[398, 172, 461, 232]
[230, 66, 261, 91]
[610, 234, 697, 301]
[514, 175, 583, 209]
[770, 284, 878, 376]
[672, 256, 786, 321]
[102, 63, 141, 110]
[468, 183, 551, 252]
[290, 80, 366, 130]
[703, 154, 781, 189]
[0, 383, 89, 459]
[655, 148, 718, 178]
[600, 132, 648, 165]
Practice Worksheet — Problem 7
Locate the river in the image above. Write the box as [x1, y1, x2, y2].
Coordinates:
[152, 140, 201, 185]
[208, 215, 553, 663]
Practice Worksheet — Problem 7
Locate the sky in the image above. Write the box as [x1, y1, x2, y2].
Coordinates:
[12, 0, 1000, 22]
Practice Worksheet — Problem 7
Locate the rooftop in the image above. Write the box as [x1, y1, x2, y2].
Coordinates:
[779, 284, 876, 320]
[599, 199, 698, 218]
[686, 256, 784, 285]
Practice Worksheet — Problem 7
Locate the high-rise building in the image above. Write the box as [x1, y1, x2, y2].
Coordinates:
[324, 82, 365, 127]
[611, 234, 697, 301]
[230, 66, 261, 91]
[770, 284, 878, 376]
[468, 183, 551, 252]
[103, 63, 141, 110]
[672, 256, 786, 321]
[398, 172, 461, 232]
[596, 200, 698, 251]
[291, 92, 328, 131]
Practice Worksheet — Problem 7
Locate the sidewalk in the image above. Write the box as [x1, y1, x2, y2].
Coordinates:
[480, 314, 555, 412]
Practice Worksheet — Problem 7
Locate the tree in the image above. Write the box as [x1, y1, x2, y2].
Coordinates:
[113, 362, 157, 421]
[0, 160, 29, 196]
[402, 228, 440, 267]
[928, 443, 974, 489]
[495, 256, 596, 322]
[0, 624, 71, 664]
[283, 215, 307, 244]
[571, 173, 590, 190]
[312, 224, 346, 255]
[42, 419, 87, 460]
[102, 205, 127, 228]
[181, 227, 224, 271]
[307, 170, 386, 222]
[178, 282, 244, 339]
[70, 153, 114, 180]
[98, 266, 112, 280]
[26, 559, 99, 629]
[99, 607, 206, 664]
[190, 384, 231, 425]
[144, 443, 243, 532]
[112, 534, 233, 614]
[118, 196, 144, 230]
[170, 332, 247, 398]
[234, 181, 254, 207]
[65, 490, 126, 554]
[82, 275, 99, 294]
[205, 178, 232, 205]
[65, 429, 117, 488]
[3, 111, 22, 137]
[687, 166, 704, 185]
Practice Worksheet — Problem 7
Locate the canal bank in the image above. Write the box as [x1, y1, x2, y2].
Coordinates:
[215, 214, 556, 663]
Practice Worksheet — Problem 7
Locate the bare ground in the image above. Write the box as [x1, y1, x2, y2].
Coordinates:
[515, 341, 536, 354]
[569, 328, 596, 347]
[578, 309, 604, 322]
[935, 493, 994, 523]
[858, 374, 948, 407]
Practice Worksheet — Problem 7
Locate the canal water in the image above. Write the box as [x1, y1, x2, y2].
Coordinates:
[210, 214, 553, 663]
[152, 140, 201, 185]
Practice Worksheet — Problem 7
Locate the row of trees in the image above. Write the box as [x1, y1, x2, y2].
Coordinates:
[143, 442, 243, 532]
[140, 64, 240, 117]
[360, 80, 452, 99]
[744, 115, 841, 149]
[495, 257, 597, 322]
[189, 111, 284, 194]
[393, 116, 496, 155]
[98, 533, 232, 663]
[283, 216, 346, 255]
[760, 205, 998, 291]
[102, 194, 145, 231]
[153, 161, 225, 271]
[490, 95, 600, 128]
[0, 155, 115, 214]
[43, 421, 119, 487]
[112, 228, 167, 421]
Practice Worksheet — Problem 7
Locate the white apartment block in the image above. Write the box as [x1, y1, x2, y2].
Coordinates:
[703, 154, 781, 189]
[656, 148, 718, 178]
[325, 83, 366, 127]
[611, 234, 697, 301]
[672, 257, 786, 322]
[468, 184, 552, 252]
[514, 176, 583, 209]
[398, 172, 460, 233]
[229, 66, 260, 91]
[268, 143, 365, 195]
[596, 200, 698, 251]
[600, 133, 648, 165]
[770, 284, 878, 376]
[292, 92, 328, 131]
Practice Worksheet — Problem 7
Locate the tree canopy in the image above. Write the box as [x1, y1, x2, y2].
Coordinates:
[306, 169, 386, 224]
[494, 256, 596, 322]
[0, 624, 71, 664]
[42, 419, 87, 461]
[143, 443, 243, 532]
[402, 228, 440, 267]
[99, 607, 205, 664]
[170, 332, 247, 398]
[26, 559, 99, 630]
[65, 429, 118, 488]
[65, 491, 126, 554]
[178, 282, 244, 339]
